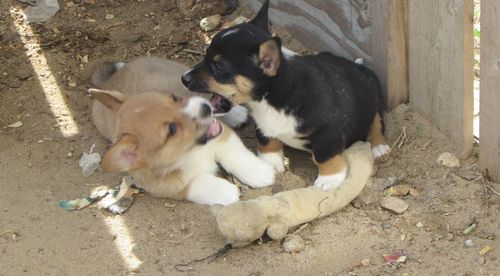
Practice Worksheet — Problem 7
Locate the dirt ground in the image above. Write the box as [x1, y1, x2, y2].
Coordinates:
[1, 0, 499, 275]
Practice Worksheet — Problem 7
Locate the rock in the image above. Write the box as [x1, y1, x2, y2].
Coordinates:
[177, 0, 194, 11]
[474, 256, 485, 265]
[200, 14, 222, 32]
[7, 121, 23, 128]
[105, 14, 114, 20]
[222, 15, 248, 29]
[381, 221, 392, 229]
[159, 0, 176, 10]
[380, 196, 409, 214]
[281, 234, 305, 253]
[437, 152, 460, 168]
[464, 239, 474, 248]
[361, 258, 371, 267]
[409, 187, 420, 197]
[384, 184, 411, 196]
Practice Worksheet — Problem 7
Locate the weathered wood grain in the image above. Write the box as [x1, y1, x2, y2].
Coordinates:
[408, 0, 473, 158]
[245, 0, 373, 64]
[479, 0, 500, 181]
[244, 0, 409, 110]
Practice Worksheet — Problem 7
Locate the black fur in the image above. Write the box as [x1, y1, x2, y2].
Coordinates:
[182, 0, 385, 163]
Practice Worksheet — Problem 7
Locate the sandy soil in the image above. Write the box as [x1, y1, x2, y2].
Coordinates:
[1, 0, 498, 275]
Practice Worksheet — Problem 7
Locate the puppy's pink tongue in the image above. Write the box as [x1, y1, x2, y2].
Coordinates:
[207, 120, 221, 137]
[211, 94, 222, 107]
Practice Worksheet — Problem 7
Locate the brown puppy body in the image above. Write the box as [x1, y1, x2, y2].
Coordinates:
[91, 57, 275, 205]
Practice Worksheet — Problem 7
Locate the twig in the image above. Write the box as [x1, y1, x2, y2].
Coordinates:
[290, 223, 309, 236]
[486, 185, 500, 196]
[0, 229, 14, 237]
[182, 49, 205, 55]
[175, 244, 232, 269]
[391, 127, 407, 150]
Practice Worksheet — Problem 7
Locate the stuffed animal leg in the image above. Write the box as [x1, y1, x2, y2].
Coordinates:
[215, 142, 373, 247]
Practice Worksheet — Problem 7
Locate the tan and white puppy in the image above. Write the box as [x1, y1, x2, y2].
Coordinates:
[90, 57, 275, 206]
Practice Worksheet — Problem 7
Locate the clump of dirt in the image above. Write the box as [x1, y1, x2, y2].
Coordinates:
[0, 0, 498, 275]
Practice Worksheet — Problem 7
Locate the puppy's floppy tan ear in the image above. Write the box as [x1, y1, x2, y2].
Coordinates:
[259, 37, 281, 77]
[89, 88, 127, 112]
[102, 134, 146, 172]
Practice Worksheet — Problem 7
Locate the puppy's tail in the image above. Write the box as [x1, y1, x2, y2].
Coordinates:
[91, 61, 126, 88]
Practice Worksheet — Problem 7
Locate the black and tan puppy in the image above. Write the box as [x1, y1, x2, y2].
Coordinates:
[181, 0, 390, 191]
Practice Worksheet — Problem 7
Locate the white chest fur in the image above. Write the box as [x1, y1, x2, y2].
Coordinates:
[248, 99, 308, 150]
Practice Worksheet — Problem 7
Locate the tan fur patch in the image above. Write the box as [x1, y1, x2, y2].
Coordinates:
[314, 154, 347, 176]
[259, 39, 281, 76]
[206, 75, 254, 104]
[257, 138, 283, 153]
[367, 113, 387, 147]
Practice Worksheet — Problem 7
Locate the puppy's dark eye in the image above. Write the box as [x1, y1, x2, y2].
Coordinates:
[170, 94, 179, 102]
[212, 60, 226, 74]
[167, 123, 177, 137]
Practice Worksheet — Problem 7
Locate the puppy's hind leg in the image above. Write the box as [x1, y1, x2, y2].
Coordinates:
[313, 153, 348, 191]
[186, 174, 240, 206]
[216, 129, 275, 188]
[368, 113, 390, 161]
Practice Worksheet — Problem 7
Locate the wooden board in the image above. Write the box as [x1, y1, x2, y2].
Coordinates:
[245, 0, 409, 110]
[479, 0, 500, 181]
[408, 0, 473, 158]
[371, 0, 409, 109]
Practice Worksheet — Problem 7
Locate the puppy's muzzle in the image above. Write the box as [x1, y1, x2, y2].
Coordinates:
[182, 66, 207, 92]
[182, 96, 213, 123]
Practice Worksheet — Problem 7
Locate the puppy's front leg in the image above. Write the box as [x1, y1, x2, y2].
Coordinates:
[256, 128, 286, 173]
[186, 174, 240, 206]
[216, 130, 275, 188]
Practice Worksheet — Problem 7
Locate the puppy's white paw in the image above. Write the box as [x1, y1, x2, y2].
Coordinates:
[313, 169, 347, 191]
[221, 105, 248, 128]
[258, 151, 285, 173]
[187, 178, 240, 206]
[238, 160, 275, 188]
[372, 144, 391, 160]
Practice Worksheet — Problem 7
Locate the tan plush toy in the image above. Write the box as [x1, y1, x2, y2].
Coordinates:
[215, 142, 374, 247]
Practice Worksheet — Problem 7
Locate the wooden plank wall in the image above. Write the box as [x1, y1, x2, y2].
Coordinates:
[244, 0, 408, 110]
[408, 0, 474, 158]
[479, 0, 500, 181]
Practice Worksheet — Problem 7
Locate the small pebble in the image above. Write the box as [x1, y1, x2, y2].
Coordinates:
[180, 223, 188, 233]
[437, 152, 460, 168]
[380, 196, 409, 214]
[474, 256, 485, 265]
[200, 14, 222, 32]
[7, 121, 23, 128]
[464, 239, 474, 248]
[381, 221, 392, 229]
[282, 234, 305, 253]
[105, 14, 114, 19]
[361, 258, 371, 267]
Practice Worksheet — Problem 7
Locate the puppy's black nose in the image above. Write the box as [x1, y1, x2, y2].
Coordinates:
[181, 72, 192, 87]
[200, 103, 212, 118]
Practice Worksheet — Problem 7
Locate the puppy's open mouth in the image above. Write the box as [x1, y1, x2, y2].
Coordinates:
[197, 118, 223, 144]
[210, 93, 233, 115]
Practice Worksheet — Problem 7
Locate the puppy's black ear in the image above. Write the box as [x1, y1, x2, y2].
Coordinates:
[258, 37, 281, 77]
[250, 0, 270, 30]
[89, 88, 127, 112]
